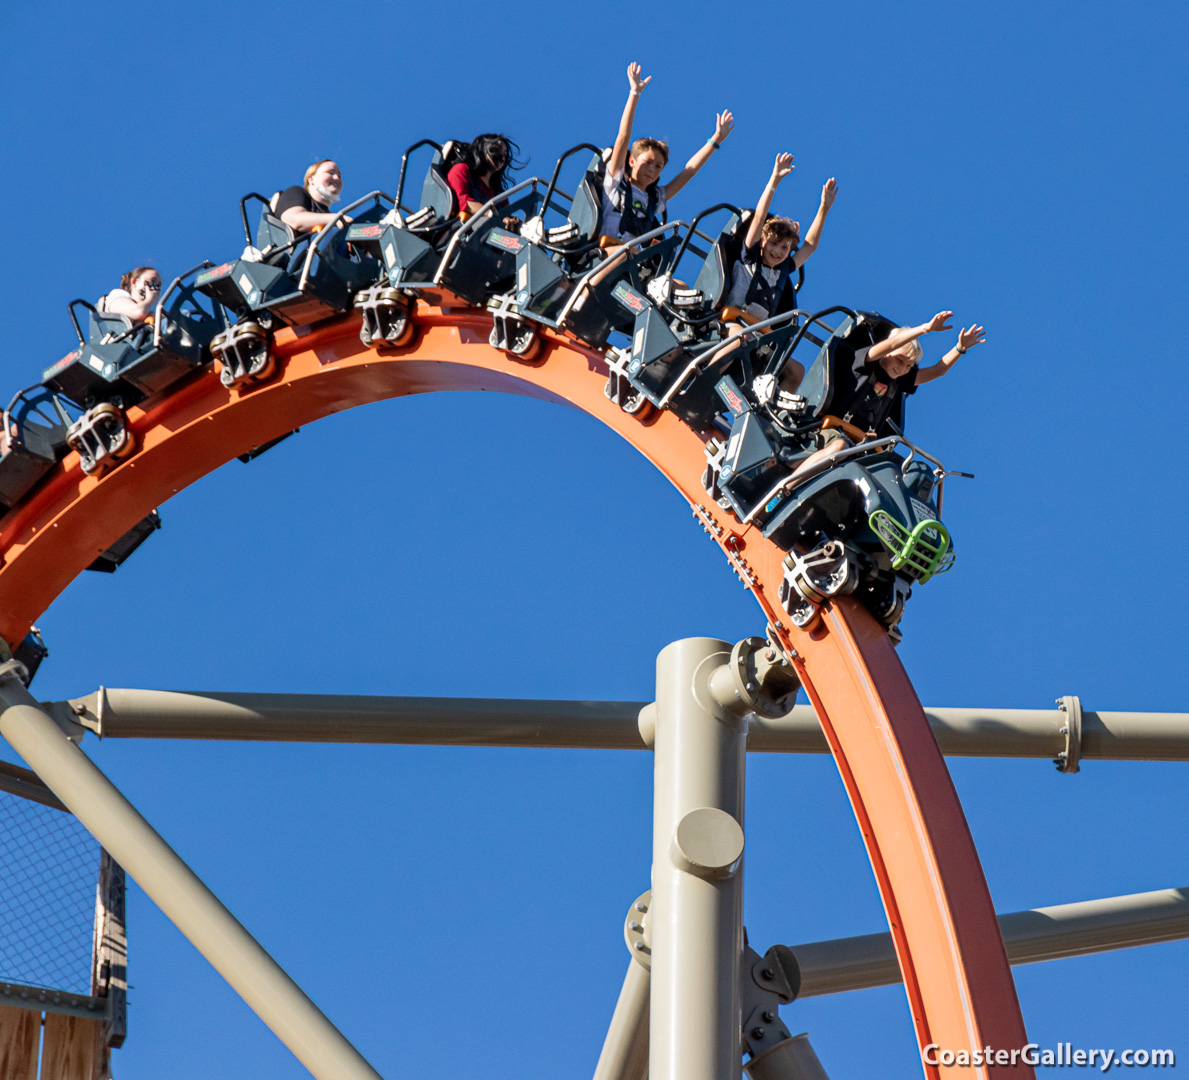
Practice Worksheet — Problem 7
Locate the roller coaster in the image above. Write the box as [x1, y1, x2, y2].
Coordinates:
[0, 138, 1120, 1079]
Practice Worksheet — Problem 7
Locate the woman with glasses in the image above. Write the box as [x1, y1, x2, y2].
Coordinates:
[98, 266, 163, 324]
[445, 134, 521, 222]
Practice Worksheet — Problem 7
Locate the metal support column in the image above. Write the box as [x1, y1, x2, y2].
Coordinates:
[0, 666, 383, 1080]
[650, 638, 747, 1080]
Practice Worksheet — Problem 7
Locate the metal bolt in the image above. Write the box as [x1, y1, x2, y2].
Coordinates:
[633, 940, 647, 952]
[635, 901, 648, 912]
[762, 1010, 775, 1023]
[72, 703, 87, 716]
[628, 921, 643, 933]
[751, 1027, 766, 1040]
[760, 967, 774, 981]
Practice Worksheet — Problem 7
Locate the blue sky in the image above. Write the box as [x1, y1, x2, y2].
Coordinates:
[1, 1, 1187, 1076]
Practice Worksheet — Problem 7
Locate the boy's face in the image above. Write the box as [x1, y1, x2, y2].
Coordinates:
[760, 235, 794, 267]
[879, 348, 918, 380]
[629, 150, 666, 188]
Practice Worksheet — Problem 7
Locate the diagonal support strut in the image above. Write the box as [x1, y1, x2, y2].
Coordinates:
[0, 664, 384, 1080]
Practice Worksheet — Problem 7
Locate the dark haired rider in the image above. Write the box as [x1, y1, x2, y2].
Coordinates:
[446, 135, 522, 224]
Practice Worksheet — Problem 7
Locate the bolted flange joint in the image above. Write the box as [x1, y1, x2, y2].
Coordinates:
[1054, 694, 1083, 774]
[623, 890, 652, 969]
[707, 637, 801, 719]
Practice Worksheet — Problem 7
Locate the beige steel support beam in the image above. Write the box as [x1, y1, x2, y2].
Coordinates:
[791, 885, 1189, 998]
[650, 639, 748, 1080]
[592, 959, 650, 1080]
[60, 688, 646, 748]
[0, 668, 385, 1080]
[55, 689, 1189, 763]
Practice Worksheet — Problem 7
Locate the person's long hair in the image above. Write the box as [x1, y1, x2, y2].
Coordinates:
[465, 134, 523, 193]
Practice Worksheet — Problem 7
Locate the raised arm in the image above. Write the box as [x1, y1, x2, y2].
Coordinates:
[609, 63, 651, 178]
[663, 109, 734, 200]
[792, 178, 838, 268]
[868, 310, 954, 362]
[916, 324, 986, 385]
[744, 153, 794, 250]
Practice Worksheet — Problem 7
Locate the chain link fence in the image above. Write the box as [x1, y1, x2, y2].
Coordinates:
[0, 786, 101, 995]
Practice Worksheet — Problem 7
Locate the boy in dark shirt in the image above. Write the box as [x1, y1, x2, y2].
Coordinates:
[726, 153, 837, 324]
[721, 153, 836, 390]
[788, 311, 986, 480]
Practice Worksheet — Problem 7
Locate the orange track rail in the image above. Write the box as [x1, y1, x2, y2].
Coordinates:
[0, 306, 1032, 1078]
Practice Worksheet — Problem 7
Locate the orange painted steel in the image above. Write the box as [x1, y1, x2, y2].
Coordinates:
[0, 305, 1031, 1077]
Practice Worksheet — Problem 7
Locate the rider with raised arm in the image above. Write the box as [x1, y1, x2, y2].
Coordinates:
[600, 62, 734, 244]
[788, 312, 987, 480]
[578, 63, 733, 302]
[98, 267, 162, 324]
[724, 154, 838, 390]
[727, 155, 837, 322]
[273, 160, 351, 234]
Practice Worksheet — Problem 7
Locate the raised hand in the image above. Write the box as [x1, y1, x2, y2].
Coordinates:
[714, 110, 735, 143]
[821, 177, 838, 209]
[958, 324, 987, 351]
[925, 310, 954, 334]
[627, 63, 651, 94]
[771, 152, 795, 183]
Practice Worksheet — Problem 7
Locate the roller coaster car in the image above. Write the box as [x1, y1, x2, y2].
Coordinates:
[505, 146, 607, 320]
[359, 140, 541, 316]
[618, 310, 812, 434]
[0, 386, 77, 512]
[40, 301, 137, 406]
[489, 145, 681, 351]
[609, 206, 810, 428]
[0, 385, 160, 559]
[362, 140, 463, 298]
[196, 191, 387, 329]
[704, 311, 962, 634]
[41, 276, 230, 408]
[603, 207, 741, 415]
[435, 199, 539, 309]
